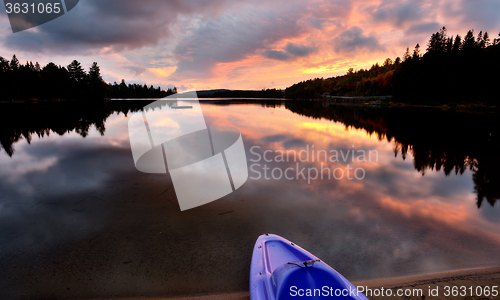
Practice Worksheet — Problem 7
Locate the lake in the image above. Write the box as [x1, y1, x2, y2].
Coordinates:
[1, 100, 499, 299]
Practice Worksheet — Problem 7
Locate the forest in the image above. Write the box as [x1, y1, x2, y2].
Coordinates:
[0, 57, 176, 101]
[203, 89, 284, 98]
[285, 28, 500, 105]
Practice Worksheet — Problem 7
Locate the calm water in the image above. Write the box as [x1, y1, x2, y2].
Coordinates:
[1, 101, 499, 299]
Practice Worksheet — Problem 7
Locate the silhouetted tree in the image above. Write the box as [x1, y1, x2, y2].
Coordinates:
[462, 30, 476, 52]
[403, 47, 411, 61]
[427, 27, 447, 54]
[10, 55, 19, 70]
[452, 35, 462, 52]
[88, 62, 106, 100]
[412, 44, 421, 59]
[67, 60, 85, 82]
[0, 55, 176, 101]
[286, 28, 500, 104]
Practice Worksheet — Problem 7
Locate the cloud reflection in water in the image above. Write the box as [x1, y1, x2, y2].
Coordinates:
[1, 102, 500, 298]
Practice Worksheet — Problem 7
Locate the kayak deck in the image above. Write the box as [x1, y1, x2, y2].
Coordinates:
[250, 234, 368, 300]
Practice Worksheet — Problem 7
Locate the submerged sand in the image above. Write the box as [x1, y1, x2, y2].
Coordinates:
[3, 168, 500, 300]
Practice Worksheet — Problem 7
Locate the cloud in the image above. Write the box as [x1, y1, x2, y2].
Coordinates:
[262, 50, 292, 61]
[283, 138, 307, 149]
[285, 43, 316, 57]
[332, 26, 385, 54]
[262, 42, 315, 61]
[262, 134, 287, 143]
[366, 0, 429, 28]
[453, 0, 500, 29]
[227, 65, 251, 79]
[304, 17, 331, 30]
[406, 22, 441, 35]
[3, 0, 233, 53]
[124, 65, 147, 76]
[169, 6, 306, 79]
[2, 0, 500, 89]
[306, 0, 353, 20]
[366, 0, 500, 38]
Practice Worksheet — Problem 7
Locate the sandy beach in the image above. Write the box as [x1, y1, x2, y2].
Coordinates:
[76, 266, 500, 300]
[356, 266, 500, 300]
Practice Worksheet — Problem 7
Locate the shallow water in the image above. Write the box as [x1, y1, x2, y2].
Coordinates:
[1, 101, 499, 299]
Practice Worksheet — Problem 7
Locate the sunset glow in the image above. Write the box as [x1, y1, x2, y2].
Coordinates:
[1, 0, 498, 90]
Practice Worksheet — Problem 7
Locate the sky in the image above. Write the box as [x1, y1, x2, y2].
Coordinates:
[0, 0, 499, 91]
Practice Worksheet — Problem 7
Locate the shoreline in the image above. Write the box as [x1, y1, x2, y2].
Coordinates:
[355, 266, 500, 299]
[78, 266, 500, 300]
[1, 99, 497, 113]
[354, 265, 500, 289]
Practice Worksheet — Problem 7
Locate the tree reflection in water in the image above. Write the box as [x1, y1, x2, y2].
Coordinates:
[0, 100, 174, 157]
[285, 101, 500, 208]
[1, 100, 498, 208]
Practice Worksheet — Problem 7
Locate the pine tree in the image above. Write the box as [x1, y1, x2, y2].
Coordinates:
[403, 47, 411, 61]
[477, 31, 485, 49]
[462, 30, 476, 51]
[427, 27, 447, 54]
[67, 60, 85, 82]
[413, 44, 421, 59]
[10, 55, 19, 70]
[452, 35, 462, 52]
[445, 37, 453, 52]
[483, 32, 490, 47]
[120, 79, 127, 90]
[88, 62, 106, 99]
[0, 56, 8, 72]
[89, 62, 102, 81]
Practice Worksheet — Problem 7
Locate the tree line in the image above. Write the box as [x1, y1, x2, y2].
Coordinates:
[0, 56, 177, 101]
[285, 28, 500, 105]
[198, 88, 284, 98]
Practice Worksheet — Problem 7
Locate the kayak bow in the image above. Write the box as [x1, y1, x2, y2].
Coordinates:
[250, 234, 368, 299]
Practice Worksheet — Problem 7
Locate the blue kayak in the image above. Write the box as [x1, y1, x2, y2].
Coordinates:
[250, 234, 368, 300]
